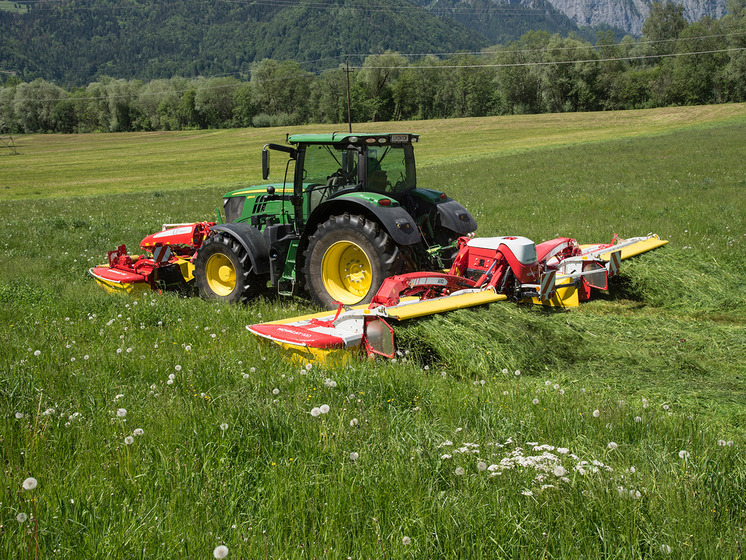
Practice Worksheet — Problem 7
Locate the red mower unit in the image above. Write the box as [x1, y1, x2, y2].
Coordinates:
[248, 233, 667, 364]
[89, 222, 214, 294]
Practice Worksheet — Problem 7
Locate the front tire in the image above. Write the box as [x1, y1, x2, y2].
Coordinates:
[304, 214, 403, 309]
[194, 232, 262, 303]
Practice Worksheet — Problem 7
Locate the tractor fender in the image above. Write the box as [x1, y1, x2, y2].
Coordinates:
[436, 199, 478, 234]
[307, 198, 421, 246]
[208, 223, 270, 276]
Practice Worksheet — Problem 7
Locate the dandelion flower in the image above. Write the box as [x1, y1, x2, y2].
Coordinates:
[545, 380, 551, 386]
[116, 408, 127, 418]
[320, 404, 330, 414]
[593, 409, 601, 418]
[124, 436, 134, 445]
[17, 512, 27, 523]
[166, 379, 174, 385]
[220, 423, 229, 431]
[678, 450, 690, 459]
[15, 412, 23, 419]
[553, 465, 566, 477]
[272, 388, 280, 395]
[175, 364, 182, 372]
[349, 452, 359, 461]
[133, 428, 144, 436]
[455, 467, 465, 476]
[634, 416, 642, 423]
[168, 373, 175, 380]
[34, 350, 41, 356]
[514, 370, 521, 376]
[22, 477, 38, 491]
[660, 544, 671, 555]
[350, 418, 359, 427]
[310, 407, 321, 417]
[607, 442, 618, 450]
[532, 398, 539, 405]
[213, 545, 229, 559]
[402, 536, 411, 545]
[477, 461, 487, 471]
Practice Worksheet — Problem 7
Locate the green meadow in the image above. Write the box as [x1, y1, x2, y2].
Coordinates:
[1, 105, 745, 558]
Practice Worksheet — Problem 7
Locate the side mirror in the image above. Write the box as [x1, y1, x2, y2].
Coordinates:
[262, 148, 270, 180]
[363, 317, 395, 359]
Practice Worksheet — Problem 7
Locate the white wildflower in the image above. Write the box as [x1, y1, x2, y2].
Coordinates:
[213, 545, 229, 559]
[22, 477, 38, 490]
[320, 404, 330, 414]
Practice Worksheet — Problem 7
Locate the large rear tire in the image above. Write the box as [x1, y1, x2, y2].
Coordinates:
[304, 214, 404, 309]
[194, 232, 263, 303]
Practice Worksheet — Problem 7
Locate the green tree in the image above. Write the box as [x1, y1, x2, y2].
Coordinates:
[195, 77, 240, 128]
[251, 58, 313, 123]
[642, 1, 687, 56]
[671, 18, 728, 104]
[232, 83, 256, 128]
[722, 0, 746, 100]
[12, 79, 65, 132]
[357, 52, 409, 122]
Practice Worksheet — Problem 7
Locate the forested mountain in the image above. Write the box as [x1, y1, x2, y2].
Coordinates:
[0, 0, 493, 86]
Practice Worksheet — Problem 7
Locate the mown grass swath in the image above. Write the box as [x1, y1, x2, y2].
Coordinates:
[1, 106, 745, 558]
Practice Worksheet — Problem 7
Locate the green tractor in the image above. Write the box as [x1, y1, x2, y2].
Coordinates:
[92, 133, 477, 309]
[197, 132, 476, 308]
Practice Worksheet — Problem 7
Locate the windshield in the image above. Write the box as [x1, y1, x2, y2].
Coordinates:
[366, 144, 416, 194]
[302, 144, 358, 189]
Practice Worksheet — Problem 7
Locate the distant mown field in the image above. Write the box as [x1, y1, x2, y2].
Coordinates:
[1, 105, 745, 559]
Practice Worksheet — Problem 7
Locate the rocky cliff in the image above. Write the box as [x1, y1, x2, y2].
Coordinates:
[541, 0, 727, 35]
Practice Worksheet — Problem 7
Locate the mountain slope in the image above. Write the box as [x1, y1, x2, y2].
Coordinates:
[0, 0, 488, 85]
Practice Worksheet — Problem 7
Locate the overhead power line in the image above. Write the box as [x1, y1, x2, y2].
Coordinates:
[349, 47, 746, 70]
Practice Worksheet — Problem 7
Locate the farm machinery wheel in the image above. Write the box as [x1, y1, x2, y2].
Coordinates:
[194, 232, 263, 303]
[304, 214, 404, 309]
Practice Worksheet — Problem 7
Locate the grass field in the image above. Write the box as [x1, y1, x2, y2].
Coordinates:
[1, 105, 745, 558]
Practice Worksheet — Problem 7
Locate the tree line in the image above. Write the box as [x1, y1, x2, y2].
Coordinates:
[1, 2, 745, 134]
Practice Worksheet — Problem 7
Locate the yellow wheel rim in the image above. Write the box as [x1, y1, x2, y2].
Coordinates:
[205, 253, 236, 297]
[321, 240, 372, 304]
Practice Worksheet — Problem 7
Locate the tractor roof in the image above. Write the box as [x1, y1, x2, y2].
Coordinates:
[287, 132, 419, 146]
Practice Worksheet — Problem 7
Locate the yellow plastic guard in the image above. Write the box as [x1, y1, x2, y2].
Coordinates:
[528, 277, 579, 308]
[93, 277, 151, 296]
[385, 291, 507, 320]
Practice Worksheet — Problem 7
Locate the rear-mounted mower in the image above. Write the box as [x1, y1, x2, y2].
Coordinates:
[247, 233, 667, 364]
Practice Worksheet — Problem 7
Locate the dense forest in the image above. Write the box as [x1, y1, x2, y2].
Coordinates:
[1, 1, 744, 134]
[0, 0, 614, 86]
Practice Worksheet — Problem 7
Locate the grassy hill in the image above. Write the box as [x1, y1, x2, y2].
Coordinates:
[1, 105, 745, 558]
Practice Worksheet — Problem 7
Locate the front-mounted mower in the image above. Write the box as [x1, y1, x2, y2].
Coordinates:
[90, 132, 477, 308]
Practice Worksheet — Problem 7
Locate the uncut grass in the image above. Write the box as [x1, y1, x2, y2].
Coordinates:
[2, 112, 746, 558]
